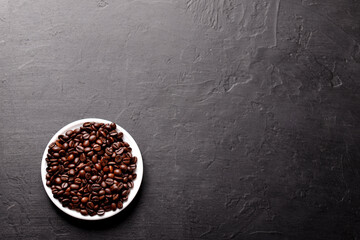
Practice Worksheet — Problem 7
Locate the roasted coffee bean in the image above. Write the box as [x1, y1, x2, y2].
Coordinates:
[52, 146, 61, 152]
[95, 163, 102, 171]
[91, 155, 98, 163]
[105, 188, 111, 195]
[69, 169, 75, 176]
[105, 178, 114, 186]
[61, 174, 69, 181]
[86, 151, 94, 157]
[110, 184, 118, 192]
[79, 170, 86, 178]
[74, 178, 82, 184]
[83, 134, 90, 140]
[61, 182, 69, 189]
[80, 209, 88, 216]
[46, 122, 137, 216]
[85, 173, 91, 180]
[76, 146, 84, 153]
[54, 177, 61, 185]
[67, 154, 74, 161]
[114, 169, 121, 176]
[118, 132, 123, 139]
[70, 184, 79, 190]
[92, 196, 100, 202]
[89, 135, 97, 142]
[87, 201, 94, 209]
[83, 122, 91, 127]
[93, 144, 101, 151]
[97, 209, 105, 216]
[80, 153, 86, 161]
[91, 184, 101, 191]
[72, 196, 79, 203]
[120, 164, 127, 172]
[105, 147, 113, 155]
[111, 203, 117, 211]
[66, 130, 74, 136]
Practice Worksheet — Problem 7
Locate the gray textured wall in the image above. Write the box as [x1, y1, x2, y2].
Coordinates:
[1, 0, 360, 239]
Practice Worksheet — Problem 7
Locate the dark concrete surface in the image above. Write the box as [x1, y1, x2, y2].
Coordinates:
[1, 0, 360, 239]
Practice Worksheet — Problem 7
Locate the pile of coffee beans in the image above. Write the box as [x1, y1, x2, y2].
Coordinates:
[45, 122, 137, 216]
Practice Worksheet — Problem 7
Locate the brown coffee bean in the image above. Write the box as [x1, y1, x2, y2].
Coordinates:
[91, 184, 101, 191]
[120, 164, 127, 172]
[66, 130, 74, 136]
[80, 209, 88, 216]
[87, 201, 94, 209]
[95, 163, 102, 171]
[69, 169, 75, 176]
[86, 151, 94, 157]
[74, 178, 82, 184]
[61, 174, 69, 181]
[118, 132, 123, 139]
[91, 155, 98, 163]
[72, 196, 79, 203]
[114, 169, 121, 176]
[105, 147, 113, 155]
[79, 170, 86, 178]
[81, 197, 89, 203]
[54, 177, 62, 185]
[97, 209, 105, 215]
[52, 146, 61, 152]
[92, 196, 99, 202]
[105, 188, 111, 195]
[85, 173, 91, 180]
[110, 184, 119, 192]
[76, 146, 84, 153]
[93, 144, 101, 151]
[105, 178, 114, 186]
[80, 153, 86, 162]
[89, 135, 97, 142]
[111, 203, 116, 211]
[84, 166, 91, 172]
[91, 175, 98, 182]
[82, 133, 90, 139]
[70, 184, 79, 190]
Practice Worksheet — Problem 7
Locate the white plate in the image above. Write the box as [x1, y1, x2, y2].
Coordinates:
[41, 118, 143, 220]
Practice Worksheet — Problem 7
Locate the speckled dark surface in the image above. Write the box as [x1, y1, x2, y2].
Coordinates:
[1, 0, 360, 239]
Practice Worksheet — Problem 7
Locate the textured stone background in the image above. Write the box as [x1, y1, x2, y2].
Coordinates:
[1, 0, 360, 239]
